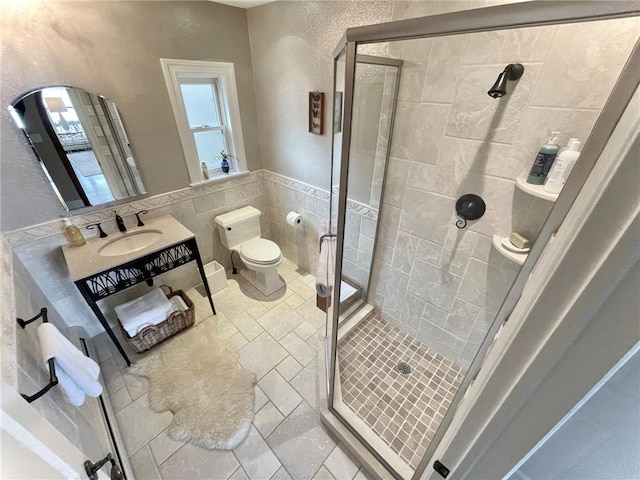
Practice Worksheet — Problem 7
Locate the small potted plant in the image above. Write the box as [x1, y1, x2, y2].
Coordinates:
[214, 150, 236, 174]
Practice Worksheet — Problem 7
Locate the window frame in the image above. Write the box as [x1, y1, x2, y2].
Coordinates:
[160, 58, 247, 184]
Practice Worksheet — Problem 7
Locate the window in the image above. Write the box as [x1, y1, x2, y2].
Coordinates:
[161, 59, 247, 183]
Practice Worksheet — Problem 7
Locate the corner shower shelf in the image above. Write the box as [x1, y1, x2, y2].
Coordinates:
[515, 175, 559, 202]
[492, 235, 527, 265]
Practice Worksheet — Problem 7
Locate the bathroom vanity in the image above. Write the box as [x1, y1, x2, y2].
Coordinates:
[62, 215, 215, 365]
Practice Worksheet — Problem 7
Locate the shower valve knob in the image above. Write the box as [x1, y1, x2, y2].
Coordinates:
[455, 194, 486, 229]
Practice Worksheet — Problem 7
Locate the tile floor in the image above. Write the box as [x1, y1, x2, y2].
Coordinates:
[338, 315, 465, 470]
[94, 258, 372, 480]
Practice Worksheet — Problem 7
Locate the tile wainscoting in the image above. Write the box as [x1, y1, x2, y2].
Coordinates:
[3, 170, 377, 337]
[5, 171, 267, 337]
[3, 164, 528, 370]
[261, 171, 378, 286]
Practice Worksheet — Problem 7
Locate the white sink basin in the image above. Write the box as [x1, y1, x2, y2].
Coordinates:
[98, 230, 163, 257]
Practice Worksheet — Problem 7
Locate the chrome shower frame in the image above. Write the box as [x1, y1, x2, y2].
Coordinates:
[327, 2, 640, 479]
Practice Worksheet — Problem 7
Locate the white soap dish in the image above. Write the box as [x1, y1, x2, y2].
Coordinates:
[501, 237, 531, 254]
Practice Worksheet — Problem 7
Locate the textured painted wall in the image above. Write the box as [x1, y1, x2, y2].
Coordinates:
[247, 1, 394, 191]
[1, 0, 261, 231]
[368, 14, 639, 369]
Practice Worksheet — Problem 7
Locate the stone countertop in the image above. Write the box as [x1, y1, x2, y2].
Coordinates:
[61, 215, 194, 281]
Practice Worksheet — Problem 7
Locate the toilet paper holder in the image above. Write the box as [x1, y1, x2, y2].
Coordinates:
[286, 211, 302, 226]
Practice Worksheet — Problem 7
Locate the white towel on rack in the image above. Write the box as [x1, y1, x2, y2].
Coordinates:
[37, 323, 102, 406]
[316, 236, 335, 298]
[115, 287, 172, 336]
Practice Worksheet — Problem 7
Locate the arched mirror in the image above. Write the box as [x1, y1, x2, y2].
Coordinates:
[9, 87, 146, 211]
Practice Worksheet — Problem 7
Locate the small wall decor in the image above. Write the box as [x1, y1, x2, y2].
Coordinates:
[309, 92, 324, 135]
[334, 92, 343, 133]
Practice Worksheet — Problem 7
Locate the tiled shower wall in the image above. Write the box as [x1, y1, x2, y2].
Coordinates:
[367, 16, 640, 370]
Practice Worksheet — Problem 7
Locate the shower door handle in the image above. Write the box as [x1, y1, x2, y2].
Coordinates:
[84, 453, 123, 480]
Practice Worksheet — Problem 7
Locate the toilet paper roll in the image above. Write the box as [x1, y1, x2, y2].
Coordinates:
[286, 211, 302, 227]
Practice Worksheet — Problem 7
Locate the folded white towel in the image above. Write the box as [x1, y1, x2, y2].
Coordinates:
[121, 310, 168, 337]
[115, 287, 172, 331]
[121, 293, 189, 337]
[316, 236, 335, 298]
[37, 323, 102, 406]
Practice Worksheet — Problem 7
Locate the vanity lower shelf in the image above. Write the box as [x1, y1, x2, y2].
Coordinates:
[492, 235, 528, 265]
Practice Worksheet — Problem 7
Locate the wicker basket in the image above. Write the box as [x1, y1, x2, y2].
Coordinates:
[118, 285, 195, 353]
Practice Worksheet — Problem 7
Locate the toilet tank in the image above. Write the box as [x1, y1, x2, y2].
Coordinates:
[215, 206, 262, 249]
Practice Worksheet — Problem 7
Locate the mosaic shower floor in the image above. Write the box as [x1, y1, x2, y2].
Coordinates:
[338, 315, 464, 470]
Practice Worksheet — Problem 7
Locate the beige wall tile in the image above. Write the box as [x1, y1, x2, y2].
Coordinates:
[446, 64, 540, 144]
[422, 35, 468, 103]
[529, 18, 640, 109]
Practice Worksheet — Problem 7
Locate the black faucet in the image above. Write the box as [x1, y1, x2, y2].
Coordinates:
[86, 223, 108, 238]
[115, 211, 127, 232]
[135, 210, 148, 227]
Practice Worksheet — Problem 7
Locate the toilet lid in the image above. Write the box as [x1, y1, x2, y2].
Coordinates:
[240, 238, 281, 264]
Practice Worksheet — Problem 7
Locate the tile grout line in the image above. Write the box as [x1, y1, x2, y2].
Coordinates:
[103, 260, 339, 480]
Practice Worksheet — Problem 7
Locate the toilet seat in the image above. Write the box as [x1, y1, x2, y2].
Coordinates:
[239, 238, 282, 265]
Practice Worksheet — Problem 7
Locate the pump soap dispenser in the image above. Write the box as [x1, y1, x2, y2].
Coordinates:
[527, 131, 560, 185]
[62, 218, 86, 247]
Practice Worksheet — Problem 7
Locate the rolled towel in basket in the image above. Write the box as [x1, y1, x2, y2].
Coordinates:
[316, 236, 335, 298]
[115, 287, 173, 337]
[38, 323, 102, 406]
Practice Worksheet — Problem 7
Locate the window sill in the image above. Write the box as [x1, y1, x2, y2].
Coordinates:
[189, 170, 251, 188]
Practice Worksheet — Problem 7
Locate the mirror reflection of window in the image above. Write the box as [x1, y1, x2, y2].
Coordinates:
[42, 88, 115, 206]
[9, 86, 146, 211]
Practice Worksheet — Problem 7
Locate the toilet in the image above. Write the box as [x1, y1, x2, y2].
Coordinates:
[214, 206, 285, 296]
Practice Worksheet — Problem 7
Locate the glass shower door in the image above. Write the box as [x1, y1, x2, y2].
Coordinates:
[330, 56, 402, 325]
[327, 50, 405, 475]
[327, 12, 639, 480]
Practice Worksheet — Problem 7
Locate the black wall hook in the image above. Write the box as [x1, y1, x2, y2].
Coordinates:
[455, 194, 486, 229]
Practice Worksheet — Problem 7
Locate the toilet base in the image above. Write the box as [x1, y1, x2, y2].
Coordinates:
[240, 268, 285, 297]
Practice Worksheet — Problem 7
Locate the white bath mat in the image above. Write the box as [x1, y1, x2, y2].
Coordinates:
[129, 318, 256, 450]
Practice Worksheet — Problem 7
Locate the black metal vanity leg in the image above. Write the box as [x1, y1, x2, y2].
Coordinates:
[190, 239, 216, 315]
[75, 282, 131, 366]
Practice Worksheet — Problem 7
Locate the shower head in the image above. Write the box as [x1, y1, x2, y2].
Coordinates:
[488, 63, 524, 98]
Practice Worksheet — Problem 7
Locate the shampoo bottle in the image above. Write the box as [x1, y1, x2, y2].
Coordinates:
[544, 138, 581, 194]
[526, 131, 560, 185]
[62, 219, 86, 247]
